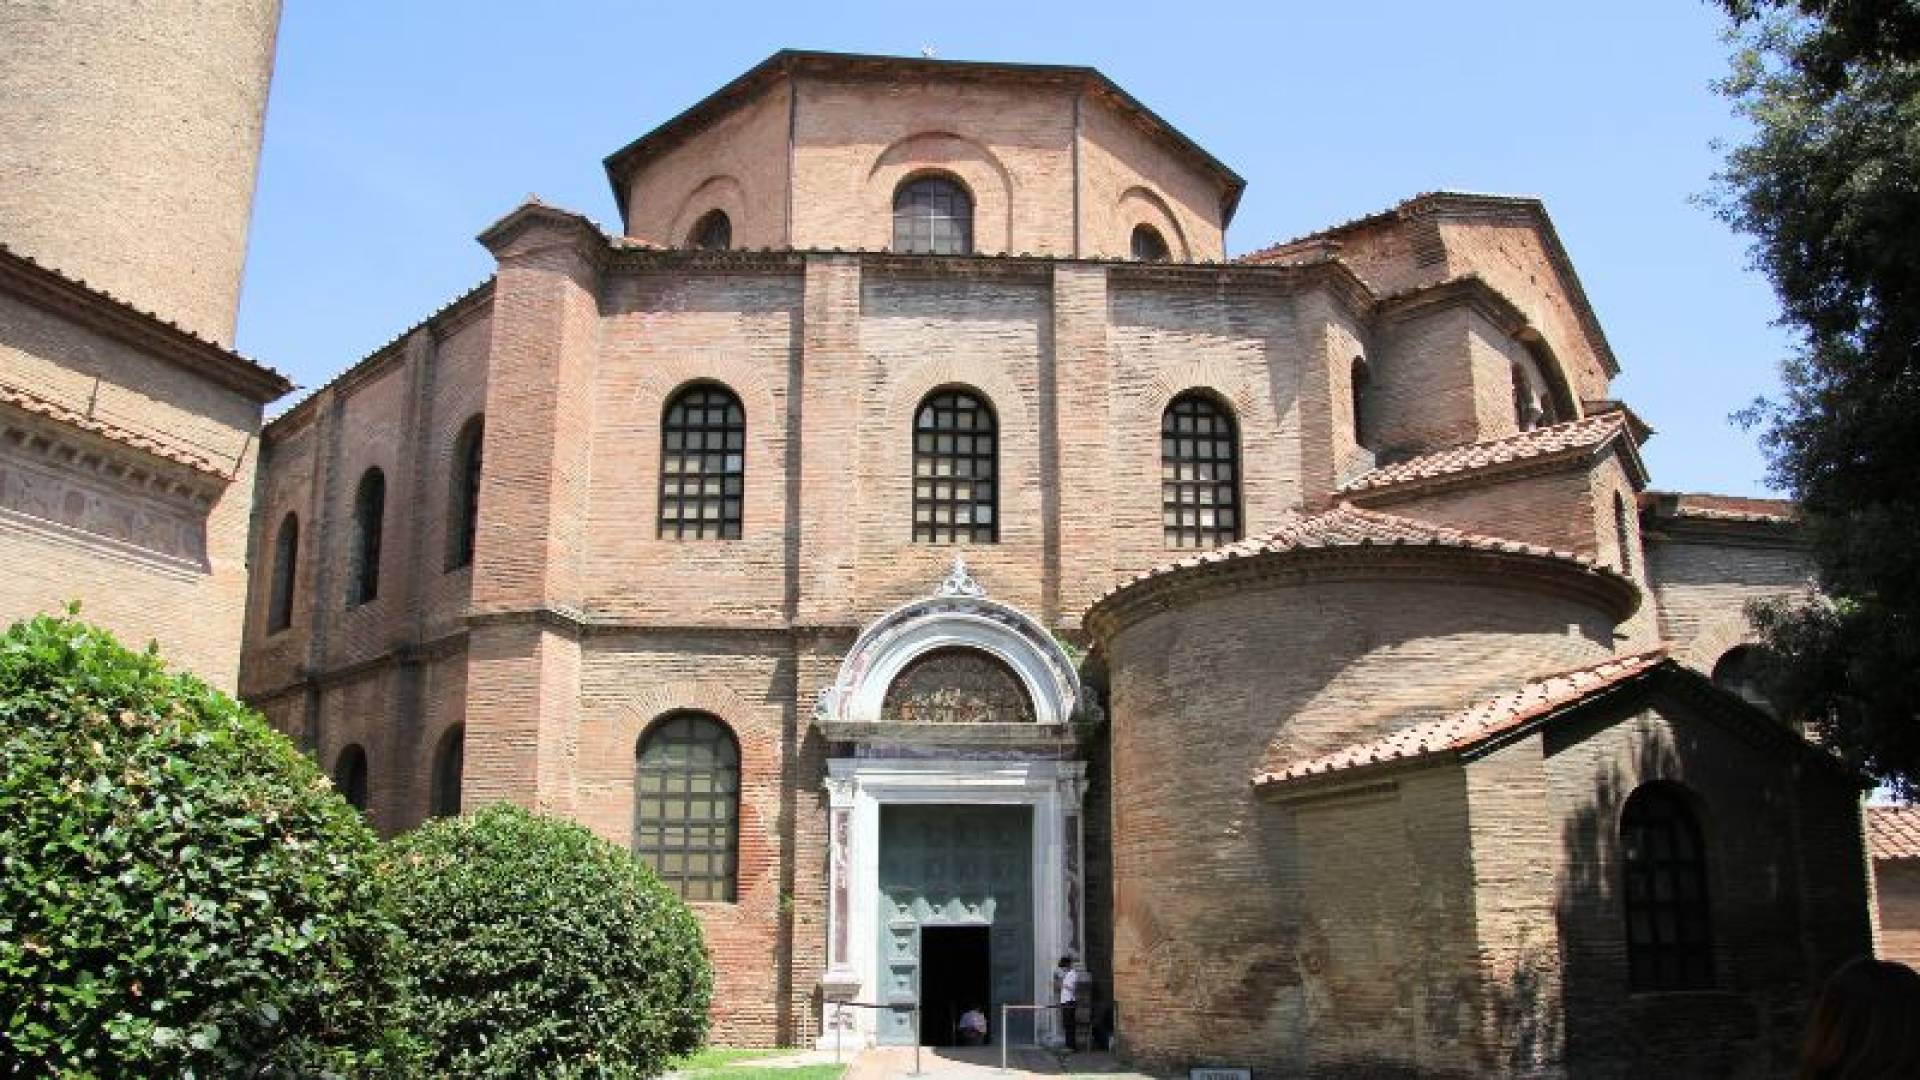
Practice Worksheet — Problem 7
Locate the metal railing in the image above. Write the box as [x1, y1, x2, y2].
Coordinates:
[998, 1003, 1069, 1072]
[828, 1000, 922, 1075]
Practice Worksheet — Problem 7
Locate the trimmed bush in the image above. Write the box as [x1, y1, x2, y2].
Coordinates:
[379, 804, 711, 1079]
[0, 613, 398, 1076]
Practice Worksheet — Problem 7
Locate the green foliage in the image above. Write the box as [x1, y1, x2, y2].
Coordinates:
[379, 804, 711, 1079]
[0, 612, 399, 1077]
[1712, 8, 1920, 793]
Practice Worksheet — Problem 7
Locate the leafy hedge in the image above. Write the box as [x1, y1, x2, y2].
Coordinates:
[0, 613, 398, 1077]
[379, 804, 711, 1078]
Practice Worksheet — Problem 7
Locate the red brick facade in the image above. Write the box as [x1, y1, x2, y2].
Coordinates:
[228, 51, 1873, 1073]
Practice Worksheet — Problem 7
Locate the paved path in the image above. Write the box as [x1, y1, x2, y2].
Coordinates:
[841, 1046, 1156, 1080]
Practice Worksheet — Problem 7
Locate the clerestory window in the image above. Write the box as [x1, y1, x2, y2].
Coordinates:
[893, 175, 973, 255]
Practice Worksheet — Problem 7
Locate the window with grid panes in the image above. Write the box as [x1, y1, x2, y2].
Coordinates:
[893, 175, 973, 254]
[1621, 783, 1714, 990]
[1161, 392, 1240, 548]
[658, 385, 745, 539]
[913, 390, 997, 543]
[635, 713, 739, 903]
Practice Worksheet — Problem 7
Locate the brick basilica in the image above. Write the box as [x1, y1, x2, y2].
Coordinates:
[0, 25, 1881, 1080]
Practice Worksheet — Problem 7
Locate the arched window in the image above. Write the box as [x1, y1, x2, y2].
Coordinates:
[659, 384, 745, 540]
[431, 725, 463, 818]
[447, 416, 484, 570]
[267, 512, 298, 633]
[1162, 392, 1241, 549]
[1351, 356, 1373, 452]
[635, 713, 740, 902]
[690, 210, 731, 251]
[1713, 646, 1776, 715]
[1131, 224, 1170, 263]
[912, 389, 997, 544]
[348, 468, 385, 606]
[1613, 492, 1635, 577]
[333, 744, 368, 812]
[1621, 783, 1714, 991]
[893, 175, 973, 255]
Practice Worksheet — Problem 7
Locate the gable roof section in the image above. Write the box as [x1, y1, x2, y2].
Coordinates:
[1341, 413, 1647, 497]
[602, 49, 1246, 227]
[1255, 652, 1856, 795]
[1239, 191, 1619, 377]
[1870, 806, 1920, 861]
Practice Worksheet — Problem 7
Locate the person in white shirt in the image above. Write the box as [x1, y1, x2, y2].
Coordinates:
[958, 1005, 987, 1046]
[1054, 956, 1080, 1051]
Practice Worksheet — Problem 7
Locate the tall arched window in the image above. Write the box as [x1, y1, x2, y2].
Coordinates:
[268, 512, 298, 633]
[690, 210, 731, 251]
[1613, 492, 1635, 577]
[1162, 392, 1241, 549]
[447, 416, 484, 570]
[1131, 224, 1170, 262]
[1351, 356, 1373, 452]
[635, 713, 740, 902]
[913, 389, 997, 544]
[893, 175, 973, 255]
[431, 724, 463, 818]
[334, 744, 369, 812]
[659, 384, 745, 540]
[348, 468, 385, 606]
[1621, 783, 1714, 991]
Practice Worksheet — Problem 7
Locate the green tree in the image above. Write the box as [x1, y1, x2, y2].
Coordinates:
[1711, 4, 1920, 794]
[379, 804, 711, 1079]
[0, 612, 402, 1076]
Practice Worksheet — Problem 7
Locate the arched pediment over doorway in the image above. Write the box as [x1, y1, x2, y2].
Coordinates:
[814, 558, 1091, 744]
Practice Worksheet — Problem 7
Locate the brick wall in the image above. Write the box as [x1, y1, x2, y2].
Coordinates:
[1543, 693, 1870, 1078]
[1876, 860, 1920, 968]
[1644, 531, 1813, 672]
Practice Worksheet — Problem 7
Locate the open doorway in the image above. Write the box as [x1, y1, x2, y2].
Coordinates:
[920, 925, 992, 1047]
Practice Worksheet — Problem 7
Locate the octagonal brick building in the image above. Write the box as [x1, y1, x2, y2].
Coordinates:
[238, 50, 1872, 1078]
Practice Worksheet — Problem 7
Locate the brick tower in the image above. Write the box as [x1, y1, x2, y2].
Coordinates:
[0, 0, 283, 344]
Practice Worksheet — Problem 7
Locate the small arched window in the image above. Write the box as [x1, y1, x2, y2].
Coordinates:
[1613, 492, 1635, 577]
[635, 712, 740, 902]
[1131, 224, 1170, 263]
[659, 384, 745, 540]
[1621, 783, 1714, 991]
[334, 744, 369, 812]
[913, 389, 997, 544]
[447, 416, 484, 571]
[431, 724, 463, 818]
[893, 175, 973, 255]
[690, 210, 731, 251]
[1713, 646, 1776, 715]
[348, 468, 385, 606]
[1162, 392, 1241, 549]
[268, 512, 298, 633]
[1351, 356, 1373, 451]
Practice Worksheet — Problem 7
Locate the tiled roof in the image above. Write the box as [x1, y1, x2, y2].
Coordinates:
[0, 242, 291, 401]
[1869, 806, 1920, 860]
[1644, 491, 1798, 525]
[1342, 414, 1629, 494]
[1255, 650, 1670, 789]
[1094, 505, 1609, 607]
[0, 382, 226, 476]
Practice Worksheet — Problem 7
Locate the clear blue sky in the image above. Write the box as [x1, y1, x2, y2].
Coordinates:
[238, 0, 1790, 497]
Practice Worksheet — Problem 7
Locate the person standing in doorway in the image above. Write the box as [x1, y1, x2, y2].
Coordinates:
[1054, 955, 1080, 1051]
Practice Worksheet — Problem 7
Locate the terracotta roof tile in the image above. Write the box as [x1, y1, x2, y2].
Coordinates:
[0, 382, 226, 476]
[1869, 806, 1920, 860]
[1095, 505, 1609, 607]
[1255, 650, 1669, 788]
[1342, 414, 1628, 494]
